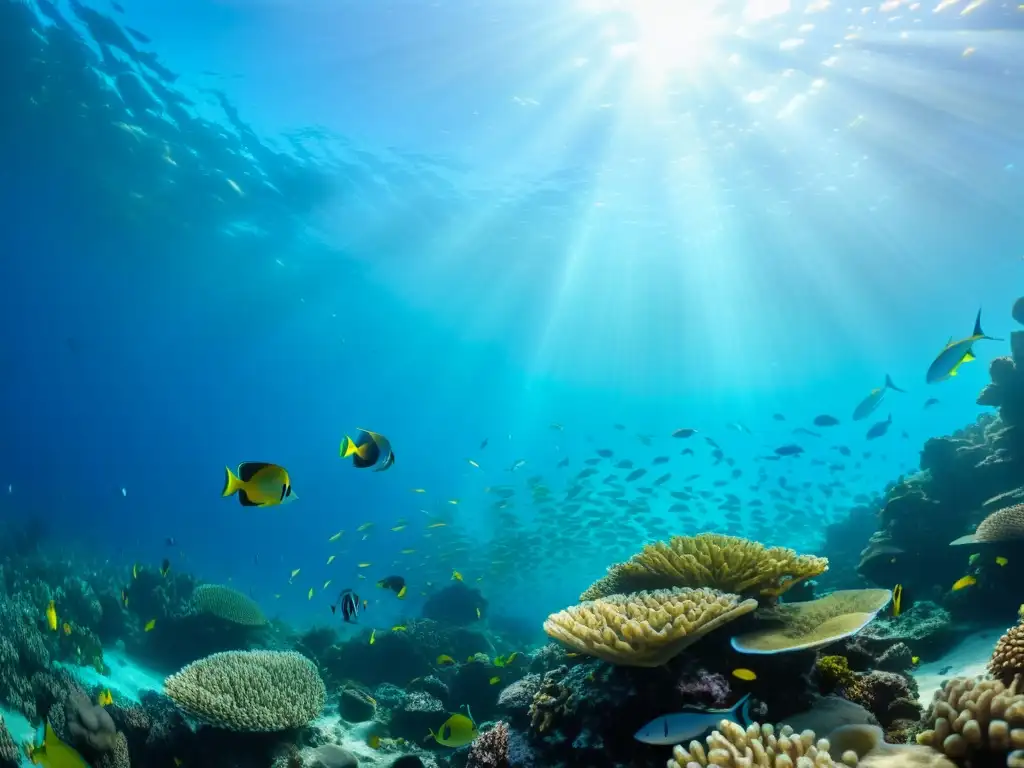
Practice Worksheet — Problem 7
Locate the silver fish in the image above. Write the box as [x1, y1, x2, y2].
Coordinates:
[634, 694, 751, 746]
[853, 374, 905, 421]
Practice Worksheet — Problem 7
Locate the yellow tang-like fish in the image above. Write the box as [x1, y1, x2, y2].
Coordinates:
[222, 462, 296, 507]
[892, 584, 903, 617]
[951, 574, 977, 591]
[144, 619, 157, 632]
[428, 713, 478, 748]
[732, 668, 757, 682]
[452, 570, 463, 582]
[46, 600, 57, 632]
[30, 721, 91, 768]
[97, 689, 113, 707]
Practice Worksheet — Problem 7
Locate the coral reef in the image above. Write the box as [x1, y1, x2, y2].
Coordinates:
[163, 650, 327, 731]
[667, 719, 849, 768]
[544, 587, 757, 666]
[188, 583, 268, 626]
[580, 534, 829, 602]
[422, 583, 488, 626]
[990, 617, 1024, 684]
[467, 721, 510, 768]
[917, 674, 1024, 767]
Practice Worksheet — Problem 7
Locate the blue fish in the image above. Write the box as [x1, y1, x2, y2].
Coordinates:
[926, 309, 1000, 384]
[634, 694, 752, 746]
[852, 374, 905, 421]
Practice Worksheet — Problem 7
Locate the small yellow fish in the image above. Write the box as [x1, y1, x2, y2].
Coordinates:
[308, 588, 314, 600]
[329, 531, 344, 542]
[367, 735, 381, 749]
[411, 488, 426, 494]
[357, 522, 374, 532]
[174, 759, 183, 767]
[369, 629, 376, 645]
[436, 654, 456, 666]
[401, 549, 417, 555]
[489, 676, 501, 685]
[428, 522, 447, 529]
[392, 625, 408, 632]
[475, 606, 481, 619]
[952, 574, 977, 591]
[911, 656, 920, 665]
[566, 652, 580, 658]
[274, 594, 281, 599]
[358, 574, 366, 580]
[506, 652, 518, 665]
[467, 459, 480, 468]
[996, 556, 1009, 566]
[968, 553, 981, 565]
[323, 580, 332, 589]
[358, 562, 372, 568]
[46, 600, 57, 632]
[290, 568, 301, 581]
[326, 555, 336, 565]
[452, 570, 463, 582]
[391, 525, 407, 532]
[448, 499, 459, 505]
[133, 563, 139, 579]
[732, 668, 757, 682]
[62, 622, 71, 636]
[144, 619, 156, 632]
[222, 462, 295, 507]
[892, 583, 903, 618]
[97, 689, 113, 707]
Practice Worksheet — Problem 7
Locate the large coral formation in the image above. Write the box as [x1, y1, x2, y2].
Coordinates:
[580, 534, 828, 602]
[950, 503, 1024, 546]
[188, 584, 267, 626]
[991, 619, 1024, 684]
[916, 674, 1024, 767]
[544, 587, 757, 667]
[163, 650, 326, 731]
[731, 590, 892, 655]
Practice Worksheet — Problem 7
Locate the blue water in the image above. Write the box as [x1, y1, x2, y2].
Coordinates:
[1, 0, 1022, 634]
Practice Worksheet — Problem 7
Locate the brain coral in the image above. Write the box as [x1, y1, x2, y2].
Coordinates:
[916, 674, 1024, 768]
[544, 587, 757, 667]
[580, 533, 828, 602]
[991, 620, 1024, 684]
[669, 719, 852, 768]
[163, 650, 325, 731]
[950, 504, 1024, 546]
[189, 584, 267, 626]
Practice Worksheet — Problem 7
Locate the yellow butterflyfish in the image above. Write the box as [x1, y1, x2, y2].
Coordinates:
[452, 570, 463, 582]
[436, 654, 456, 666]
[996, 556, 1009, 566]
[97, 689, 113, 707]
[329, 531, 344, 542]
[489, 676, 501, 685]
[952, 574, 977, 591]
[144, 619, 156, 632]
[911, 655, 920, 665]
[46, 601, 57, 632]
[428, 713, 478, 748]
[327, 555, 336, 565]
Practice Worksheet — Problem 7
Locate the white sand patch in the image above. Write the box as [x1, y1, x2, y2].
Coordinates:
[56, 647, 164, 703]
[912, 626, 1007, 705]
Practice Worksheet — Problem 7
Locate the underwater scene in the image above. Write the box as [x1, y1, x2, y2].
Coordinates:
[2, 0, 1024, 767]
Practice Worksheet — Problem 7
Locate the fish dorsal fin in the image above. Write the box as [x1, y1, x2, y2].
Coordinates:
[238, 462, 272, 483]
[973, 308, 983, 338]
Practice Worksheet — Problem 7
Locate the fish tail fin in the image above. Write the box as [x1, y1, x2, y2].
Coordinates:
[733, 693, 753, 726]
[884, 374, 906, 393]
[222, 466, 242, 497]
[974, 308, 1003, 341]
[340, 436, 357, 458]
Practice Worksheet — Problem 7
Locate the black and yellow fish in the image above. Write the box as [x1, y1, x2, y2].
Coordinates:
[341, 428, 395, 472]
[222, 462, 296, 507]
[377, 576, 407, 599]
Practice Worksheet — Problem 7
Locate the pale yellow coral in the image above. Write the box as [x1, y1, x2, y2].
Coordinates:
[950, 503, 1024, 546]
[991, 620, 1024, 684]
[164, 650, 325, 731]
[669, 719, 850, 768]
[543, 587, 757, 667]
[189, 584, 267, 626]
[579, 534, 828, 602]
[916, 673, 1024, 768]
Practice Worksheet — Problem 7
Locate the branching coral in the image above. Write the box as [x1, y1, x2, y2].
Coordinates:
[467, 721, 510, 768]
[580, 534, 828, 601]
[545, 587, 757, 667]
[817, 656, 858, 691]
[528, 666, 575, 733]
[916, 674, 1024, 767]
[163, 650, 325, 731]
[668, 719, 852, 768]
[188, 584, 267, 626]
[991, 619, 1024, 684]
